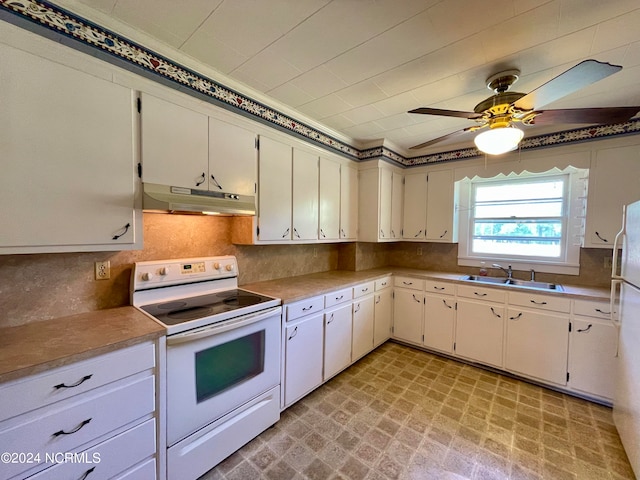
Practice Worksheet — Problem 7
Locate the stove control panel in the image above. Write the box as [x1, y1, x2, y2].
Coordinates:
[132, 256, 238, 290]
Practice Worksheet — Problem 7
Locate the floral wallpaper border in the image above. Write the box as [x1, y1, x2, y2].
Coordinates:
[2, 0, 639, 167]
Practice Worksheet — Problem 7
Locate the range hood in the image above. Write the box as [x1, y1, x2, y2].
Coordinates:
[143, 183, 255, 215]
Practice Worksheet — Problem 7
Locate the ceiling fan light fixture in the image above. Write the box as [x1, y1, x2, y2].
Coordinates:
[474, 126, 524, 155]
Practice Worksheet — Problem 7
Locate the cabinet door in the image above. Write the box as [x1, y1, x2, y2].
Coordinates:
[568, 319, 617, 399]
[324, 304, 352, 380]
[0, 43, 138, 252]
[391, 172, 404, 239]
[403, 173, 427, 239]
[257, 136, 292, 241]
[585, 145, 640, 247]
[319, 157, 341, 240]
[352, 296, 375, 360]
[424, 294, 455, 354]
[379, 168, 393, 239]
[373, 288, 393, 347]
[292, 148, 319, 241]
[505, 308, 569, 385]
[426, 170, 455, 242]
[284, 314, 324, 406]
[392, 289, 424, 345]
[140, 93, 209, 189]
[208, 117, 256, 196]
[455, 300, 504, 368]
[340, 164, 358, 240]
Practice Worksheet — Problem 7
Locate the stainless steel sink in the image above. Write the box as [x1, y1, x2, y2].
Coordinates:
[460, 275, 563, 291]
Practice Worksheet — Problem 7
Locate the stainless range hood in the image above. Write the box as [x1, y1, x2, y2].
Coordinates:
[142, 183, 255, 215]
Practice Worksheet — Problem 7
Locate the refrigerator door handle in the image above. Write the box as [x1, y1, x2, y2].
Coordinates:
[611, 205, 626, 280]
[611, 278, 622, 357]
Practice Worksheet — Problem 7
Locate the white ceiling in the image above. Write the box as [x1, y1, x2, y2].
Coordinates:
[73, 0, 640, 155]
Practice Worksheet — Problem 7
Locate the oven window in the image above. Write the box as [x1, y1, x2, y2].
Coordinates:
[195, 330, 265, 403]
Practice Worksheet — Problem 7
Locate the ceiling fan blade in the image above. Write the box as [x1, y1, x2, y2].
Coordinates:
[530, 106, 640, 125]
[408, 107, 483, 120]
[513, 60, 623, 111]
[409, 126, 476, 150]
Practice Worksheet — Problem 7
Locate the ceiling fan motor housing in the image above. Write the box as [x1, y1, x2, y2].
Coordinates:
[473, 91, 527, 114]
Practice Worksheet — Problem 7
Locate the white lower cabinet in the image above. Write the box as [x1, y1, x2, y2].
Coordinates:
[393, 288, 424, 345]
[283, 312, 324, 407]
[505, 307, 569, 385]
[352, 295, 375, 361]
[568, 299, 618, 400]
[373, 278, 393, 347]
[0, 343, 157, 480]
[324, 304, 353, 380]
[424, 294, 456, 354]
[455, 299, 504, 368]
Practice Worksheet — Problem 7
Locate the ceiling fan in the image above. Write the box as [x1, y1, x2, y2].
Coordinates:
[408, 60, 640, 154]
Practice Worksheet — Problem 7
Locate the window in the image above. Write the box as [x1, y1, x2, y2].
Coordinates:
[471, 176, 566, 259]
[457, 168, 588, 275]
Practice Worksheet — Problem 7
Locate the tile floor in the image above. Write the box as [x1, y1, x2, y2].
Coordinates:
[200, 342, 636, 480]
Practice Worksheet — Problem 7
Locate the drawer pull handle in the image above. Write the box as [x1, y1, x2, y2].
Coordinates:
[354, 304, 361, 313]
[54, 374, 93, 390]
[490, 307, 501, 318]
[577, 324, 593, 333]
[376, 295, 381, 304]
[302, 305, 314, 311]
[414, 230, 423, 237]
[530, 300, 547, 305]
[335, 295, 344, 301]
[195, 172, 206, 187]
[52, 418, 91, 437]
[412, 294, 421, 303]
[361, 287, 369, 292]
[282, 228, 290, 238]
[381, 282, 387, 286]
[439, 230, 448, 238]
[403, 281, 413, 285]
[112, 223, 130, 240]
[474, 292, 487, 297]
[595, 308, 611, 315]
[327, 313, 334, 324]
[80, 467, 96, 480]
[443, 300, 453, 309]
[595, 231, 609, 243]
[288, 326, 298, 340]
[433, 286, 445, 290]
[509, 313, 523, 321]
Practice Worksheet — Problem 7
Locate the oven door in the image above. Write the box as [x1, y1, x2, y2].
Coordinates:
[165, 306, 281, 446]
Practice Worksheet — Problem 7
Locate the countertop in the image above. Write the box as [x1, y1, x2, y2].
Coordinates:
[0, 307, 165, 384]
[242, 267, 611, 303]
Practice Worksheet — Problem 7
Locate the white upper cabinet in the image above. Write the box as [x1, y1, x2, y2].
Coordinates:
[425, 170, 457, 242]
[292, 148, 319, 241]
[0, 42, 139, 253]
[358, 163, 403, 242]
[403, 173, 428, 239]
[585, 145, 640, 248]
[257, 136, 292, 241]
[140, 93, 209, 189]
[208, 117, 257, 196]
[340, 164, 358, 240]
[319, 157, 341, 240]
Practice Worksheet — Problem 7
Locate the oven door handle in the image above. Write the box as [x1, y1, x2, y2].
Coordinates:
[166, 306, 281, 346]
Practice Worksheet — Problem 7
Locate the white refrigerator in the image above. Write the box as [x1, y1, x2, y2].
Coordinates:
[613, 199, 640, 478]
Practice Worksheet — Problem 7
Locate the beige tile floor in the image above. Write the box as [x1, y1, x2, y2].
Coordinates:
[200, 342, 636, 480]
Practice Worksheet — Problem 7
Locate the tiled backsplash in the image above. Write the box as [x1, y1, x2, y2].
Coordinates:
[0, 214, 612, 328]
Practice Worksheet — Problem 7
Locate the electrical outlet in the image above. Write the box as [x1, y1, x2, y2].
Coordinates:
[417, 247, 423, 256]
[95, 261, 111, 280]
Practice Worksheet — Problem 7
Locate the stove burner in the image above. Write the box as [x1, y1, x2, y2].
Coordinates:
[157, 301, 188, 310]
[223, 295, 262, 307]
[167, 306, 214, 321]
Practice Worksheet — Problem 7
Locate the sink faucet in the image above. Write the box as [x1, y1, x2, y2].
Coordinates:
[492, 264, 512, 279]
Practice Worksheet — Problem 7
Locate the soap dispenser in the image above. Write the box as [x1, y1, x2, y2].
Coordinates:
[479, 262, 488, 276]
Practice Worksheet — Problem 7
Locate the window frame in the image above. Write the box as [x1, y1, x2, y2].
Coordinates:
[457, 169, 585, 275]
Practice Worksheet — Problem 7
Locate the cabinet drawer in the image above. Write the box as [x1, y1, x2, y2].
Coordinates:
[573, 299, 612, 320]
[286, 296, 324, 321]
[457, 285, 506, 303]
[0, 374, 154, 479]
[509, 291, 571, 313]
[28, 419, 156, 480]
[424, 280, 455, 296]
[353, 281, 375, 298]
[324, 288, 352, 308]
[0, 342, 155, 423]
[394, 276, 425, 291]
[375, 277, 392, 291]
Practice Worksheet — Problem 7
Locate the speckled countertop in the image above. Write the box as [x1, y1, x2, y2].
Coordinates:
[0, 307, 165, 384]
[241, 267, 611, 303]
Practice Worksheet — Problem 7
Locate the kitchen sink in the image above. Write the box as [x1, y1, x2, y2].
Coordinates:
[460, 275, 563, 291]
